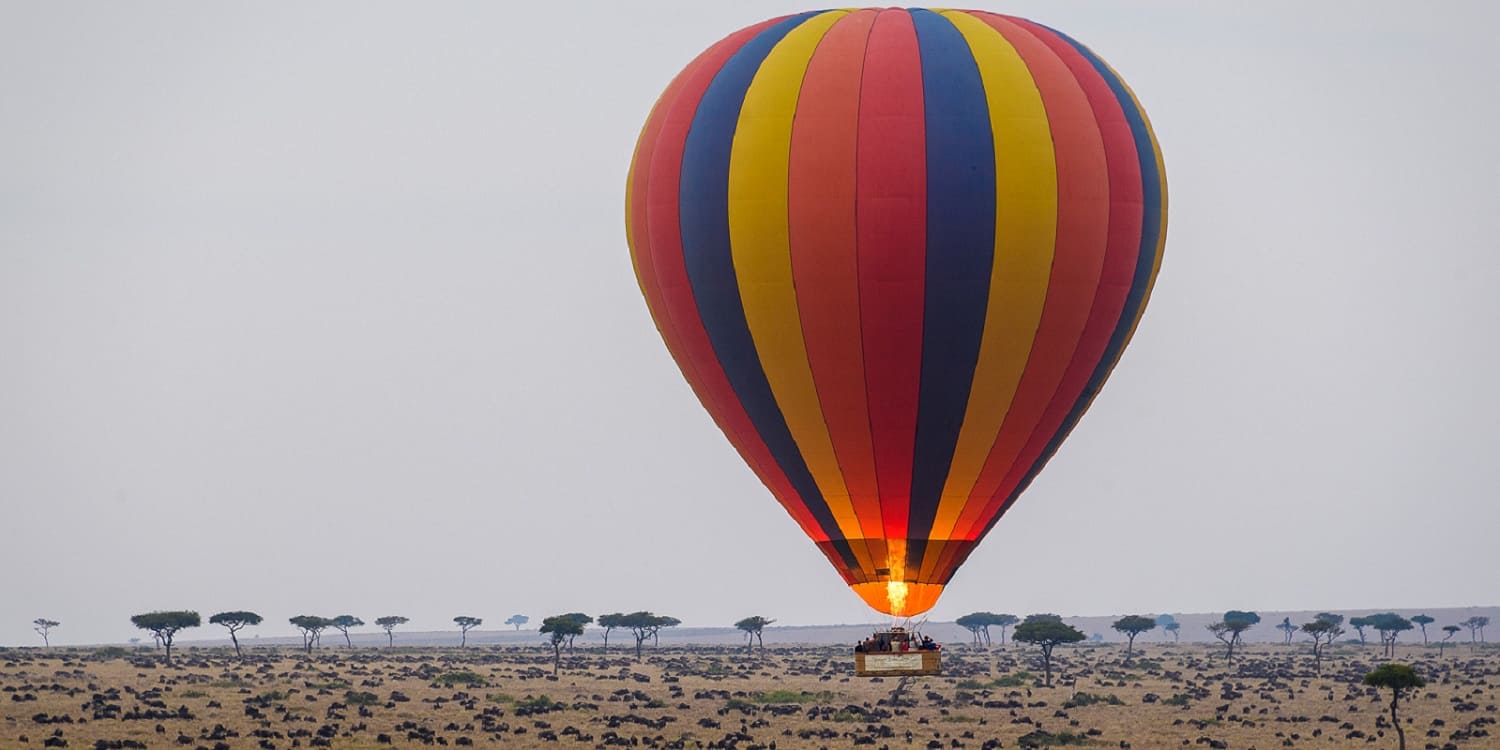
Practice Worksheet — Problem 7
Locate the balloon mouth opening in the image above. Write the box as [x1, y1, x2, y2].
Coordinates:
[852, 581, 944, 618]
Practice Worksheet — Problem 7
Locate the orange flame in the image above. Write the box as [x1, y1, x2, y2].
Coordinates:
[851, 581, 944, 617]
[886, 580, 909, 617]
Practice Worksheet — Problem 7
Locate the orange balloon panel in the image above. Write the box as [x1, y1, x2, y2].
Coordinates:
[625, 9, 1166, 616]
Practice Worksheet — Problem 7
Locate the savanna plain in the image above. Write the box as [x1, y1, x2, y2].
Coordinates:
[4, 641, 1496, 750]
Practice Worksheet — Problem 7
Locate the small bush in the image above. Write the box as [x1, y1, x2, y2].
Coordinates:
[433, 671, 488, 688]
[1018, 729, 1092, 747]
[724, 698, 757, 713]
[754, 690, 834, 704]
[1066, 692, 1124, 708]
[516, 695, 560, 711]
[344, 691, 379, 706]
[487, 693, 516, 703]
[957, 673, 1034, 690]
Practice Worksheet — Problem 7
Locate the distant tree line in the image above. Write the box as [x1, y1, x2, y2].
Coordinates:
[23, 605, 1489, 681]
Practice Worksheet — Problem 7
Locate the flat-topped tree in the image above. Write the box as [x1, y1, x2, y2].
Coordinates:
[652, 616, 680, 647]
[988, 614, 1019, 645]
[1370, 613, 1413, 658]
[454, 616, 482, 648]
[555, 613, 592, 652]
[598, 613, 625, 650]
[955, 612, 1020, 647]
[1208, 611, 1259, 663]
[505, 614, 530, 631]
[1013, 616, 1085, 687]
[1461, 616, 1489, 643]
[1410, 614, 1434, 644]
[619, 611, 677, 659]
[375, 616, 408, 647]
[1154, 614, 1177, 642]
[1314, 612, 1345, 628]
[1440, 625, 1461, 656]
[955, 613, 988, 646]
[33, 619, 59, 648]
[1111, 615, 1156, 662]
[1349, 616, 1372, 645]
[734, 616, 776, 653]
[208, 611, 262, 659]
[289, 615, 331, 652]
[540, 615, 585, 675]
[1301, 617, 1345, 674]
[1364, 663, 1425, 750]
[131, 611, 200, 666]
[330, 615, 364, 648]
[1276, 617, 1296, 644]
[1164, 622, 1180, 642]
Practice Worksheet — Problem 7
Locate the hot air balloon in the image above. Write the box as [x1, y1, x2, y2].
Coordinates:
[625, 8, 1166, 619]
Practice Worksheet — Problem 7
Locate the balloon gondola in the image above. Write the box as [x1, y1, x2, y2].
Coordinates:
[625, 7, 1166, 663]
[854, 624, 942, 677]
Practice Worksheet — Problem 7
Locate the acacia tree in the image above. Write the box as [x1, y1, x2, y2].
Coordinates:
[1207, 611, 1260, 662]
[375, 616, 408, 647]
[1164, 622, 1180, 642]
[955, 612, 1018, 646]
[289, 615, 331, 652]
[653, 616, 681, 646]
[1349, 616, 1373, 645]
[505, 614, 530, 631]
[1013, 616, 1085, 687]
[1370, 613, 1413, 658]
[130, 611, 200, 666]
[1301, 618, 1345, 674]
[1275, 617, 1296, 644]
[620, 611, 676, 659]
[988, 613, 1020, 645]
[1460, 616, 1489, 644]
[598, 613, 625, 650]
[1155, 614, 1178, 642]
[955, 613, 988, 646]
[734, 616, 775, 653]
[540, 615, 584, 675]
[330, 615, 364, 648]
[556, 613, 593, 653]
[1440, 625, 1461, 656]
[454, 616, 482, 647]
[208, 611, 262, 659]
[33, 619, 59, 648]
[1314, 612, 1345, 629]
[1410, 614, 1434, 645]
[1111, 615, 1156, 662]
[1364, 663, 1424, 750]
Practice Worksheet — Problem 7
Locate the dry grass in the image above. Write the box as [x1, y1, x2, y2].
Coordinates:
[2, 641, 1495, 748]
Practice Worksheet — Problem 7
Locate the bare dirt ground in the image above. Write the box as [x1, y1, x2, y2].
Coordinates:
[2, 641, 1495, 748]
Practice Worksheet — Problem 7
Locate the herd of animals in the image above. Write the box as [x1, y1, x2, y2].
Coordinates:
[1, 641, 1496, 749]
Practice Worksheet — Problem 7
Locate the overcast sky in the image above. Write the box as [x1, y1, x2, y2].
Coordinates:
[3, 1, 1498, 647]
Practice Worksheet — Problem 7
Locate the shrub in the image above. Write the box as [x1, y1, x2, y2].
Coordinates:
[433, 671, 487, 688]
[344, 691, 379, 706]
[1066, 692, 1125, 708]
[754, 690, 834, 704]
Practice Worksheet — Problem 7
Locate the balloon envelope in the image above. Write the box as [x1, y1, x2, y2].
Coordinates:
[625, 8, 1166, 616]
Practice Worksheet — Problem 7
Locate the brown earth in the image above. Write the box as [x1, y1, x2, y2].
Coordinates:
[2, 641, 1495, 748]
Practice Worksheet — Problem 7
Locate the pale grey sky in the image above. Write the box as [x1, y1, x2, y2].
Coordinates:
[3, 1, 1498, 647]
